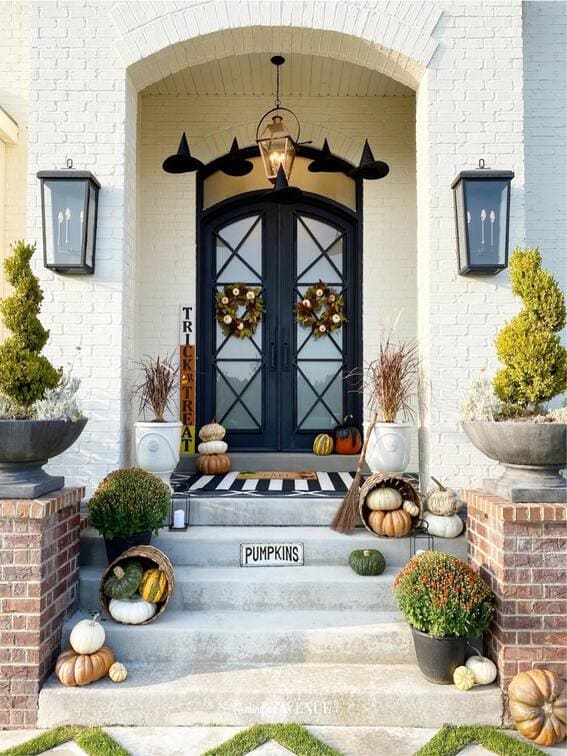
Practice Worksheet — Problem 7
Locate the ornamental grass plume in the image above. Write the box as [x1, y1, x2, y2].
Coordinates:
[89, 468, 170, 540]
[393, 551, 493, 638]
[131, 353, 179, 422]
[365, 331, 420, 423]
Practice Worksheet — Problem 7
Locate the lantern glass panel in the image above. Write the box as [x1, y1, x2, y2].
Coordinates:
[258, 116, 296, 182]
[85, 184, 97, 269]
[454, 181, 468, 273]
[43, 180, 87, 267]
[463, 180, 509, 268]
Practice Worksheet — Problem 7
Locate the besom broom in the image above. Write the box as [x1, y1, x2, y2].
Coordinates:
[330, 412, 377, 534]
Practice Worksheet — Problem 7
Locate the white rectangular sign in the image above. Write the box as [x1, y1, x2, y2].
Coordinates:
[240, 542, 304, 567]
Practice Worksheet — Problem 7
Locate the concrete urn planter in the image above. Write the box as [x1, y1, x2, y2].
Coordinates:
[0, 418, 88, 499]
[365, 421, 412, 473]
[134, 420, 182, 488]
[462, 420, 567, 502]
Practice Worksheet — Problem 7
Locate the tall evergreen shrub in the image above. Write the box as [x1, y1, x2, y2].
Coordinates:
[0, 241, 60, 408]
[493, 247, 567, 412]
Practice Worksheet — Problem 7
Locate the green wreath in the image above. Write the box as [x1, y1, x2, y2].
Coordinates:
[295, 280, 347, 338]
[215, 284, 265, 339]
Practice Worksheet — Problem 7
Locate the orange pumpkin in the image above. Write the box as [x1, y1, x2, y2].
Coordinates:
[55, 646, 114, 687]
[196, 453, 231, 475]
[334, 415, 363, 455]
[368, 508, 412, 538]
[508, 669, 566, 747]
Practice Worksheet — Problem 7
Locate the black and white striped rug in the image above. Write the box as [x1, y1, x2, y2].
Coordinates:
[171, 471, 419, 498]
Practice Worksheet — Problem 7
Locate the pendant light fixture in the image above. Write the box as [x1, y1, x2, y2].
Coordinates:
[256, 56, 304, 184]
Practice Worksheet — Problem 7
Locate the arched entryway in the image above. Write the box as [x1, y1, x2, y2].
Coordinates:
[198, 152, 362, 451]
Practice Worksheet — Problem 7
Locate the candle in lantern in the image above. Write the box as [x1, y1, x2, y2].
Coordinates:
[173, 509, 185, 529]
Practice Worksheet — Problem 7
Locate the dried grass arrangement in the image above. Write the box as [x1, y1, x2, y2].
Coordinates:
[131, 353, 179, 422]
[364, 332, 420, 423]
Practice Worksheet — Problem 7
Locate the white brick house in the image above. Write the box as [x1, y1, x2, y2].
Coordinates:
[0, 0, 565, 495]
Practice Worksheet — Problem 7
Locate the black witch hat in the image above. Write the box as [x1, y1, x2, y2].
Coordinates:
[162, 132, 204, 174]
[350, 140, 389, 180]
[265, 165, 303, 204]
[308, 139, 346, 173]
[218, 138, 254, 177]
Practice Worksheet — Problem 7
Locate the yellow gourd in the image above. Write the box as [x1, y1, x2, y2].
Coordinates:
[453, 665, 475, 691]
[313, 434, 334, 455]
[139, 568, 168, 603]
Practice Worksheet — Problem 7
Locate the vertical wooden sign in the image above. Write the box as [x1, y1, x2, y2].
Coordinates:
[179, 305, 196, 456]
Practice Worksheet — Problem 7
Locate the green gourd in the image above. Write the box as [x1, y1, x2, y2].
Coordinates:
[348, 549, 386, 576]
[103, 560, 143, 599]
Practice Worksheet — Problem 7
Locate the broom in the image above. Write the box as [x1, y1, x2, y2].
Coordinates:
[330, 411, 377, 534]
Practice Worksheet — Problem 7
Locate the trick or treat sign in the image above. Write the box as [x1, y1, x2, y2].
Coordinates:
[179, 305, 196, 456]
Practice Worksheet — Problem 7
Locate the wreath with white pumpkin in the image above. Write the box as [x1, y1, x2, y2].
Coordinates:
[295, 280, 346, 338]
[215, 284, 265, 339]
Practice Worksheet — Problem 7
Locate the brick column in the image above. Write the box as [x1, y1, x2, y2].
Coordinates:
[464, 490, 566, 698]
[0, 487, 84, 728]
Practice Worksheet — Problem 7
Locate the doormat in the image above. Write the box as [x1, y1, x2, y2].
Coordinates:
[171, 470, 419, 498]
[237, 471, 317, 480]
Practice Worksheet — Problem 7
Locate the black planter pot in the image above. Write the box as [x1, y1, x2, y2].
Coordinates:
[0, 418, 88, 499]
[104, 531, 152, 563]
[411, 628, 467, 684]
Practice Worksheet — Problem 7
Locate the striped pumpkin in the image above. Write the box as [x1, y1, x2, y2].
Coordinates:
[139, 568, 168, 603]
[313, 433, 334, 456]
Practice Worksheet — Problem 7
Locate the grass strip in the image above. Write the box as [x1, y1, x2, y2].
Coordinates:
[76, 727, 131, 756]
[0, 726, 131, 756]
[415, 724, 546, 756]
[203, 723, 343, 756]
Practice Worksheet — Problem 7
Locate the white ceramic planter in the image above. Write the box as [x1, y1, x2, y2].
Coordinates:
[365, 421, 412, 473]
[134, 421, 182, 487]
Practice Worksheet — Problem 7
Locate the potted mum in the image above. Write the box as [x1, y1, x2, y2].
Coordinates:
[462, 247, 567, 502]
[132, 353, 181, 488]
[363, 332, 419, 473]
[0, 241, 87, 498]
[89, 468, 171, 563]
[393, 551, 493, 684]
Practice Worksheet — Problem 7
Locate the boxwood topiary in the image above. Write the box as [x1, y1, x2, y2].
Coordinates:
[89, 468, 170, 540]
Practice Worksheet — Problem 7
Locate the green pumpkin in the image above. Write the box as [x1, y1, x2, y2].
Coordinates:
[103, 560, 143, 599]
[348, 549, 386, 576]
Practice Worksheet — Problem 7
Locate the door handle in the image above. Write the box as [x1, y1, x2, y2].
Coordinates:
[283, 340, 290, 371]
[270, 340, 277, 370]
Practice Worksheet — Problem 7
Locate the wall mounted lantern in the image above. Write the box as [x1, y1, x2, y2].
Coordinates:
[452, 160, 514, 275]
[37, 161, 100, 273]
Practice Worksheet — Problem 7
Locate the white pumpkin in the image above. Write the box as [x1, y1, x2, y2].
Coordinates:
[465, 650, 497, 686]
[69, 613, 105, 654]
[453, 665, 475, 691]
[427, 477, 462, 516]
[423, 511, 464, 538]
[108, 596, 156, 625]
[365, 487, 402, 511]
[198, 421, 226, 442]
[108, 661, 128, 683]
[402, 499, 420, 517]
[198, 440, 228, 455]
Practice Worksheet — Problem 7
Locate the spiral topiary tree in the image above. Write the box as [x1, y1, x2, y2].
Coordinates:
[0, 241, 61, 410]
[493, 247, 567, 413]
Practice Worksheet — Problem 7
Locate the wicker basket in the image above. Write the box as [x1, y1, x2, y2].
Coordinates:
[359, 473, 423, 538]
[99, 544, 174, 625]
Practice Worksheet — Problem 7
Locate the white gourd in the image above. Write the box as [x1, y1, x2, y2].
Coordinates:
[198, 440, 228, 455]
[423, 512, 464, 538]
[69, 613, 105, 654]
[365, 487, 403, 511]
[453, 666, 475, 691]
[108, 662, 128, 683]
[198, 422, 226, 442]
[402, 499, 420, 517]
[465, 651, 497, 685]
[109, 596, 156, 625]
[427, 477, 462, 516]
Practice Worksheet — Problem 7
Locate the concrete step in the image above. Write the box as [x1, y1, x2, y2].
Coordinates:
[79, 565, 399, 613]
[176, 453, 366, 473]
[178, 495, 343, 526]
[80, 526, 468, 568]
[62, 609, 415, 665]
[38, 662, 502, 728]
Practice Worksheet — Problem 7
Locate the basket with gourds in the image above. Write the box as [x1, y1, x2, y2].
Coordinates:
[99, 545, 174, 625]
[196, 420, 232, 475]
[359, 474, 422, 538]
[423, 477, 464, 538]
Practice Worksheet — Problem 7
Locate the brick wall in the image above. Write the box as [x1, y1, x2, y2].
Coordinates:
[0, 488, 83, 728]
[464, 490, 566, 704]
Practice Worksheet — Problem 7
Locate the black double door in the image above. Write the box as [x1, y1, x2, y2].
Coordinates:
[199, 195, 361, 451]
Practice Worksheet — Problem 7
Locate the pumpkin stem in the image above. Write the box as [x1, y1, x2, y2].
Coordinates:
[91, 613, 100, 625]
[431, 476, 446, 491]
[113, 566, 125, 580]
[363, 549, 370, 557]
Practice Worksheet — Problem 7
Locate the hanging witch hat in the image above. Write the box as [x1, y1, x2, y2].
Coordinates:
[350, 139, 389, 180]
[218, 138, 254, 177]
[308, 139, 346, 173]
[162, 132, 204, 174]
[265, 165, 303, 204]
